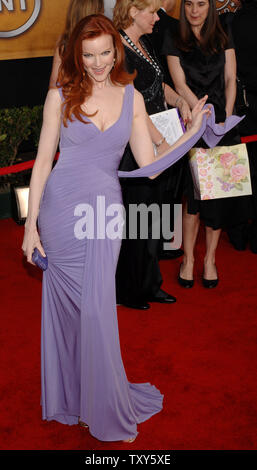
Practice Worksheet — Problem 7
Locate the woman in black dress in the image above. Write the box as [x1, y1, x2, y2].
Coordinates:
[162, 0, 251, 288]
[113, 0, 191, 309]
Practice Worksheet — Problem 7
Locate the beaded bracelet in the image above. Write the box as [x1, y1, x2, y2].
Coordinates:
[155, 136, 166, 148]
[175, 97, 182, 107]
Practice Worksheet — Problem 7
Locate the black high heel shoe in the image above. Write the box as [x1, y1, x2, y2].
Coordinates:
[202, 266, 219, 288]
[178, 264, 194, 288]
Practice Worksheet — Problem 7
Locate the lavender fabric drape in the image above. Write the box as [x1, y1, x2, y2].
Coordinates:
[118, 106, 244, 178]
[38, 84, 242, 441]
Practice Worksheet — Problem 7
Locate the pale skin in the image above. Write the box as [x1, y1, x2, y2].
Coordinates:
[166, 0, 237, 280]
[22, 34, 210, 269]
[120, 2, 192, 156]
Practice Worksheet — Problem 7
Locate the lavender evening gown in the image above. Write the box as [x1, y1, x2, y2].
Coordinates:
[37, 84, 242, 441]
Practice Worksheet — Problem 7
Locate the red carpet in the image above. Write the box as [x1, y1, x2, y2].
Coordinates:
[0, 218, 256, 450]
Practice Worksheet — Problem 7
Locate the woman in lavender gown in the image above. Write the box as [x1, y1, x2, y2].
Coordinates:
[22, 14, 234, 442]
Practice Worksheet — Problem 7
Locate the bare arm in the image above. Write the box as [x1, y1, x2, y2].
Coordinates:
[146, 113, 164, 143]
[163, 82, 192, 124]
[167, 55, 198, 109]
[146, 114, 170, 154]
[129, 90, 209, 179]
[163, 81, 182, 107]
[224, 48, 237, 118]
[145, 83, 192, 156]
[22, 88, 62, 263]
[49, 46, 62, 89]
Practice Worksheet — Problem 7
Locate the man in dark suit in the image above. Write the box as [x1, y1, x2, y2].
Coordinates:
[150, 0, 178, 87]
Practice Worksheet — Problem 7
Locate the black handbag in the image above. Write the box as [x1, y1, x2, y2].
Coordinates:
[247, 91, 257, 120]
[236, 77, 257, 134]
[236, 76, 249, 116]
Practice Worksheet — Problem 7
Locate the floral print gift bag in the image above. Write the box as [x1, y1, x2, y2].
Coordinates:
[188, 143, 252, 200]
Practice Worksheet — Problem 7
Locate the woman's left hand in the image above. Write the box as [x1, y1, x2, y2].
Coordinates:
[177, 98, 192, 126]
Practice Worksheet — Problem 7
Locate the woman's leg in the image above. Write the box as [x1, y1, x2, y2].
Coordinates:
[204, 226, 222, 279]
[180, 202, 200, 280]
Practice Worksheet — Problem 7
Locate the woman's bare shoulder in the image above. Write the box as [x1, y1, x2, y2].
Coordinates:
[133, 87, 146, 114]
[46, 87, 62, 101]
[43, 88, 62, 116]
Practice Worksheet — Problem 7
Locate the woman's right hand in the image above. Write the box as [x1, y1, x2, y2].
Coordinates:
[189, 95, 211, 133]
[22, 225, 46, 265]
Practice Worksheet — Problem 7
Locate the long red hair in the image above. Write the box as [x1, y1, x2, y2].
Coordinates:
[57, 14, 136, 127]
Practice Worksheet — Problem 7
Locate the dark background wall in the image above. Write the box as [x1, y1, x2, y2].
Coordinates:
[0, 56, 53, 108]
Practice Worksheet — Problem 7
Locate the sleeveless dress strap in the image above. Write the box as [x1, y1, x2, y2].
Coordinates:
[57, 86, 65, 102]
[124, 84, 134, 126]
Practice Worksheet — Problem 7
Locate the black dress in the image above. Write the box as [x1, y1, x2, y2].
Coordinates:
[162, 29, 252, 230]
[149, 8, 179, 88]
[116, 34, 176, 304]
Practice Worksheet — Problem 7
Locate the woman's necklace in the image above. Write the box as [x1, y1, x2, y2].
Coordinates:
[119, 30, 162, 76]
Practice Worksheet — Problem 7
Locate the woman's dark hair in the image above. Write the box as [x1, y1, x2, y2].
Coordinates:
[177, 0, 228, 54]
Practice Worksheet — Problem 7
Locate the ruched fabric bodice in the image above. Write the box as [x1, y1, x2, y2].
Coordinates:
[43, 84, 133, 197]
